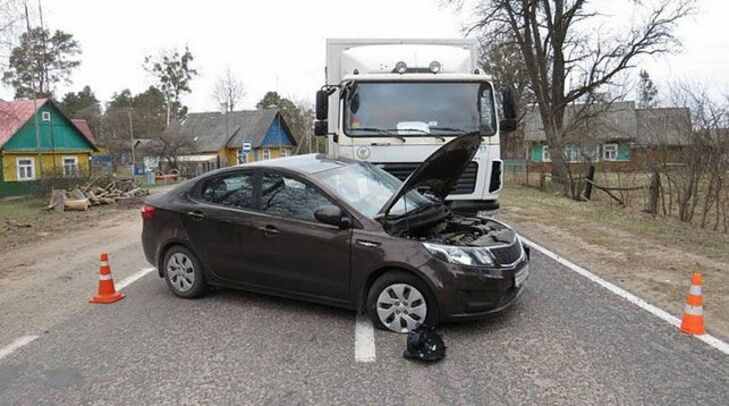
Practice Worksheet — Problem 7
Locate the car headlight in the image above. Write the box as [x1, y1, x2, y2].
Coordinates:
[422, 242, 495, 267]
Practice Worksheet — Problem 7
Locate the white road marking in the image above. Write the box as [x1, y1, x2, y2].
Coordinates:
[521, 236, 729, 356]
[354, 314, 376, 363]
[116, 267, 157, 291]
[0, 335, 39, 361]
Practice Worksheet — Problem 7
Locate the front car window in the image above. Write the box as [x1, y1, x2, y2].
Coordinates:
[344, 81, 496, 136]
[260, 172, 332, 222]
[315, 163, 433, 218]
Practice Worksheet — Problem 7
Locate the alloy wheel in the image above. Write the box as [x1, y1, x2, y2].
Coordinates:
[167, 252, 196, 293]
[376, 283, 428, 333]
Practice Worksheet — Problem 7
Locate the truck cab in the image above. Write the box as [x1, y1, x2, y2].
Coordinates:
[314, 39, 516, 214]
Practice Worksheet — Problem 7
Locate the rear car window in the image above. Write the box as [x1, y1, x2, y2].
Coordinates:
[260, 172, 331, 222]
[201, 172, 255, 209]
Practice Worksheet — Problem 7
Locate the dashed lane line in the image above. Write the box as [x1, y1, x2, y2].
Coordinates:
[355, 314, 376, 363]
[0, 335, 39, 361]
[116, 267, 157, 291]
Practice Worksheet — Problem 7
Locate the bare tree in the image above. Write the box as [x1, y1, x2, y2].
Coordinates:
[212, 66, 246, 113]
[139, 120, 195, 172]
[452, 0, 694, 197]
[659, 82, 729, 230]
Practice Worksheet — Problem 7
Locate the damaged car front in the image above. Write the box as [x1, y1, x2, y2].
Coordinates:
[315, 133, 530, 332]
[374, 133, 530, 321]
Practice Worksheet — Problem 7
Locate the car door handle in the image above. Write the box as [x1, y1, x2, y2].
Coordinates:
[258, 225, 280, 236]
[187, 210, 205, 220]
[356, 239, 380, 248]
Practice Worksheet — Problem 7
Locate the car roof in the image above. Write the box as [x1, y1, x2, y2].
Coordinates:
[238, 153, 356, 175]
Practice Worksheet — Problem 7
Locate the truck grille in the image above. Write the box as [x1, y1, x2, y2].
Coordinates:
[489, 161, 502, 192]
[489, 242, 523, 266]
[376, 162, 478, 195]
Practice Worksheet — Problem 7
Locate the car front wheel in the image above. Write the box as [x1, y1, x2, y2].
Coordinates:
[163, 246, 207, 298]
[367, 271, 437, 333]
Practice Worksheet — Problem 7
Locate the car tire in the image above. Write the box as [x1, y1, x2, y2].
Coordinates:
[162, 245, 207, 298]
[367, 271, 438, 333]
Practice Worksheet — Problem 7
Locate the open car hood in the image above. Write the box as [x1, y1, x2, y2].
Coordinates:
[377, 133, 481, 218]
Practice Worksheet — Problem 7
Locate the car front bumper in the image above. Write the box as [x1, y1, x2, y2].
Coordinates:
[433, 259, 529, 322]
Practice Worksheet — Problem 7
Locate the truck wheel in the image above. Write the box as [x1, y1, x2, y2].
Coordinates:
[367, 271, 438, 333]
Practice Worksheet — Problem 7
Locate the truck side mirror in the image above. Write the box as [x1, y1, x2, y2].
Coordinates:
[316, 90, 328, 120]
[500, 87, 517, 133]
[314, 120, 328, 137]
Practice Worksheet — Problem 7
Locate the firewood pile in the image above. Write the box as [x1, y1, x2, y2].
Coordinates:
[47, 176, 150, 212]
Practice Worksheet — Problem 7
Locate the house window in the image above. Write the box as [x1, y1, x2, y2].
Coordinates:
[603, 144, 618, 161]
[542, 145, 551, 162]
[63, 156, 79, 177]
[16, 157, 35, 181]
[42, 111, 51, 121]
[281, 149, 290, 158]
[263, 148, 271, 160]
[565, 144, 580, 162]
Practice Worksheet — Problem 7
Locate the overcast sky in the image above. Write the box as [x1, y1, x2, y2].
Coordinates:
[5, 0, 727, 111]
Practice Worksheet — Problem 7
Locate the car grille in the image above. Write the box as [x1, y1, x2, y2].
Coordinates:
[376, 162, 478, 195]
[490, 241, 523, 266]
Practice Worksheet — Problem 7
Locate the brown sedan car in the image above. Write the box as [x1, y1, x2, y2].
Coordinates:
[142, 134, 529, 333]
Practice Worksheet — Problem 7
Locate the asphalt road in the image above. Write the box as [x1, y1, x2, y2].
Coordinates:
[1, 231, 728, 404]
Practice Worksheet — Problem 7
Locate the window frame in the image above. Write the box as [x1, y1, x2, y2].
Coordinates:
[603, 143, 619, 161]
[263, 148, 271, 160]
[541, 144, 551, 162]
[63, 156, 79, 177]
[41, 111, 51, 121]
[16, 157, 36, 181]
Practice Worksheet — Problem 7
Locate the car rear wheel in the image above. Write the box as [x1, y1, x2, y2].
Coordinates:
[367, 271, 438, 333]
[163, 246, 207, 298]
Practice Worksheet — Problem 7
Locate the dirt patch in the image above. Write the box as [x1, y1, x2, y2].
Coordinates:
[498, 185, 729, 340]
[0, 203, 135, 252]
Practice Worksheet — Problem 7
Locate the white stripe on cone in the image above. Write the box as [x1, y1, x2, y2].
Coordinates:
[99, 274, 112, 281]
[684, 304, 704, 316]
[689, 285, 702, 295]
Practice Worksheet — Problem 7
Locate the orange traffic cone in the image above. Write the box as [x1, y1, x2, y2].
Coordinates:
[89, 253, 125, 304]
[680, 272, 705, 335]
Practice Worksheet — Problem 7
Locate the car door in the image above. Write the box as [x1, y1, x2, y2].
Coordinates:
[182, 169, 265, 283]
[254, 170, 352, 301]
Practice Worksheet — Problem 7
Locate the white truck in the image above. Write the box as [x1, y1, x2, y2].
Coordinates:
[314, 38, 516, 213]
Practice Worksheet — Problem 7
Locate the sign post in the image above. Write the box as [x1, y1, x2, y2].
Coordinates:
[240, 143, 252, 164]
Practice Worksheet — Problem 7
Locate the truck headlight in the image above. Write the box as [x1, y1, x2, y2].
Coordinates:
[422, 242, 495, 267]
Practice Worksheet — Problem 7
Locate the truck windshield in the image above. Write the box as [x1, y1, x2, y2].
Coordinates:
[344, 81, 496, 137]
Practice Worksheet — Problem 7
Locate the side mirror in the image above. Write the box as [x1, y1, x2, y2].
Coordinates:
[500, 87, 518, 133]
[314, 205, 349, 229]
[315, 90, 329, 120]
[314, 120, 328, 137]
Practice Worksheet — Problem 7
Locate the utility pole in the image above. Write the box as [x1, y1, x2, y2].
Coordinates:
[222, 102, 230, 164]
[128, 108, 135, 175]
[24, 3, 42, 178]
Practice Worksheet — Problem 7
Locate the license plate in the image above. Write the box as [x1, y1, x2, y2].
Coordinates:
[515, 264, 529, 287]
